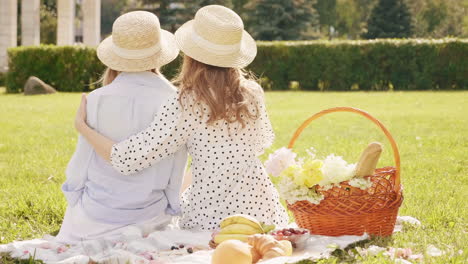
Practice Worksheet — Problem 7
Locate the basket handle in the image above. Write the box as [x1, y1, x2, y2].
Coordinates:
[287, 107, 401, 192]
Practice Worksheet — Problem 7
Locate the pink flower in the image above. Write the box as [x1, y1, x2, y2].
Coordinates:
[265, 147, 297, 177]
[57, 245, 68, 253]
[23, 250, 29, 255]
[140, 252, 153, 260]
[395, 248, 413, 258]
[40, 243, 52, 249]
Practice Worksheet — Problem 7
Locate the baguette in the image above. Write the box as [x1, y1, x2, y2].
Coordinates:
[355, 142, 383, 177]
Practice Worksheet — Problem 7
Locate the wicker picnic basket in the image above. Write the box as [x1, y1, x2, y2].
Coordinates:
[287, 107, 403, 237]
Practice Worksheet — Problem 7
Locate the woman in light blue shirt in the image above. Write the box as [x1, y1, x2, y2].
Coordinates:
[56, 11, 186, 243]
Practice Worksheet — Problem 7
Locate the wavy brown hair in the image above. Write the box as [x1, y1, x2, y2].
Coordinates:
[174, 55, 259, 127]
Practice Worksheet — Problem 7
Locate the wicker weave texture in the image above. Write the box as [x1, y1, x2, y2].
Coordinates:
[286, 107, 403, 237]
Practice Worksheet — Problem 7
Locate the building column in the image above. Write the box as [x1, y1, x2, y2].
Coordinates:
[21, 0, 41, 46]
[82, 0, 101, 46]
[57, 0, 75, 45]
[0, 0, 18, 72]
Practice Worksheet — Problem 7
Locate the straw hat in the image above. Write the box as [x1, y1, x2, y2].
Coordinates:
[97, 11, 179, 72]
[174, 5, 257, 68]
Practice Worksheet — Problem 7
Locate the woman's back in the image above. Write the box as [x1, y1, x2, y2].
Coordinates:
[63, 72, 187, 225]
[108, 81, 288, 230]
[179, 85, 287, 230]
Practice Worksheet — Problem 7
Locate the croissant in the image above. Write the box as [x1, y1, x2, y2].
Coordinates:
[248, 234, 292, 263]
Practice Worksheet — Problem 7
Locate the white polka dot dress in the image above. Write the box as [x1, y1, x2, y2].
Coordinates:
[110, 83, 289, 231]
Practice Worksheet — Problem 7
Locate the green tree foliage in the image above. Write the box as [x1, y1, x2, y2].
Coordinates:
[134, 1, 193, 31]
[335, 0, 361, 38]
[244, 0, 319, 40]
[232, 0, 249, 13]
[363, 0, 413, 39]
[408, 0, 468, 38]
[40, 3, 57, 44]
[192, 0, 233, 8]
[101, 0, 129, 37]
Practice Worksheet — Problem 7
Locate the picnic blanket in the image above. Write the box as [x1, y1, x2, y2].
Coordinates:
[0, 216, 420, 264]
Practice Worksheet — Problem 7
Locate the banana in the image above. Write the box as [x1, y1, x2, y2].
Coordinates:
[220, 214, 264, 231]
[219, 223, 263, 235]
[213, 234, 251, 244]
[261, 223, 276, 233]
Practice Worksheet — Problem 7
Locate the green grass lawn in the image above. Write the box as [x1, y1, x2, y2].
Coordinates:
[0, 90, 467, 263]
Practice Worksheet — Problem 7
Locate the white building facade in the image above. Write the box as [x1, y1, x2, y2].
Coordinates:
[0, 0, 101, 72]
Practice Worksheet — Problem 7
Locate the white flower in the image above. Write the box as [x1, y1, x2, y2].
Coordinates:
[396, 216, 422, 227]
[277, 177, 324, 204]
[265, 147, 297, 177]
[320, 154, 356, 185]
[349, 177, 372, 190]
[367, 245, 386, 256]
[426, 245, 444, 257]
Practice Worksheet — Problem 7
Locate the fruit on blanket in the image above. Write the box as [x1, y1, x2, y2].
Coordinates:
[248, 234, 293, 263]
[209, 239, 218, 249]
[211, 240, 253, 264]
[219, 223, 263, 235]
[214, 234, 251, 244]
[213, 214, 270, 246]
[220, 214, 264, 231]
[355, 142, 383, 177]
[261, 223, 276, 233]
[271, 228, 310, 248]
[212, 215, 277, 248]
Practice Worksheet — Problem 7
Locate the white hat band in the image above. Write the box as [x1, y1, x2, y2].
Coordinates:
[191, 31, 241, 55]
[111, 41, 162, 60]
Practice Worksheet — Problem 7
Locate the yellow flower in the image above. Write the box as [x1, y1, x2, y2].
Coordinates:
[280, 165, 301, 179]
[299, 159, 324, 188]
[303, 159, 323, 171]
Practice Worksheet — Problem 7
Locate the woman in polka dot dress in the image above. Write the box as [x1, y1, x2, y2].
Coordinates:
[74, 5, 289, 231]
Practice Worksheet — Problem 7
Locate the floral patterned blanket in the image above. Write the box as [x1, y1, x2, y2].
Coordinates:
[0, 217, 420, 264]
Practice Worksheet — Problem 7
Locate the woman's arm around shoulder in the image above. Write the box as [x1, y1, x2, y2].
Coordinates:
[75, 92, 200, 176]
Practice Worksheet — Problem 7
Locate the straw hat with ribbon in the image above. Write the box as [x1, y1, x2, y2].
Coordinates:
[175, 5, 257, 68]
[97, 11, 179, 72]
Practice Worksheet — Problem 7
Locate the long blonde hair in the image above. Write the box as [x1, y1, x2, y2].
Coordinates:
[174, 55, 259, 127]
[100, 68, 120, 86]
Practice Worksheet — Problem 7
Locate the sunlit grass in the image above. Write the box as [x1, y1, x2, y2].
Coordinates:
[0, 91, 466, 263]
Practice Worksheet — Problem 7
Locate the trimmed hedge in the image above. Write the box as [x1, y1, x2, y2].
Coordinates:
[6, 39, 468, 93]
[6, 45, 105, 93]
[0, 71, 5, 87]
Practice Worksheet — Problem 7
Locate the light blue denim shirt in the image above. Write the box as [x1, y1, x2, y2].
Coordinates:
[62, 71, 187, 225]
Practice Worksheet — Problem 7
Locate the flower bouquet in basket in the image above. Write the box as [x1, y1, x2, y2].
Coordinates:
[266, 107, 403, 237]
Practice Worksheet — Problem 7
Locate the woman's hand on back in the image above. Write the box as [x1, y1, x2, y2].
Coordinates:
[75, 93, 88, 132]
[73, 92, 115, 162]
